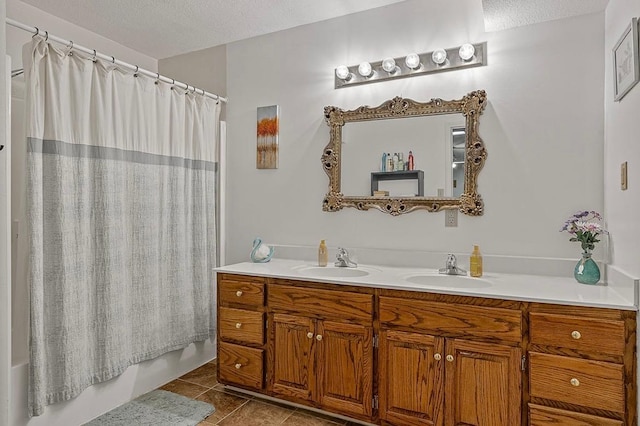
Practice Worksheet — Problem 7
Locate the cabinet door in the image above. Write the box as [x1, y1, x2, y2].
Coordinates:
[379, 329, 445, 426]
[316, 320, 374, 419]
[445, 339, 521, 426]
[270, 313, 316, 402]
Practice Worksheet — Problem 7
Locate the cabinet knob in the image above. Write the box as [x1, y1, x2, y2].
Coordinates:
[236, 290, 243, 297]
[570, 378, 580, 387]
[307, 332, 314, 339]
[235, 323, 242, 329]
[235, 363, 242, 369]
[571, 330, 581, 340]
[434, 353, 442, 361]
[446, 355, 454, 362]
[316, 334, 323, 341]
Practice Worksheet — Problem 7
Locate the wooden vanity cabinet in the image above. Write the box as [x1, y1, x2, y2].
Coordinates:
[216, 273, 637, 426]
[527, 303, 636, 426]
[267, 280, 375, 422]
[378, 292, 523, 426]
[217, 274, 267, 391]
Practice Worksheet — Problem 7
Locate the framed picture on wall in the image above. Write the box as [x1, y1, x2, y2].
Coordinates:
[613, 17, 639, 101]
[256, 105, 279, 169]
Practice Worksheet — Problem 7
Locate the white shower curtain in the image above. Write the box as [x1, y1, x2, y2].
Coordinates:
[24, 37, 220, 416]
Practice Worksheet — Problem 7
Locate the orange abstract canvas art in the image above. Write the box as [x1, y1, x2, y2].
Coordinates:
[257, 105, 279, 169]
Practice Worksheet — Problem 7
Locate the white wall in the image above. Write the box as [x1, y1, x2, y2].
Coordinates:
[223, 0, 605, 264]
[5, 3, 218, 425]
[604, 0, 640, 279]
[1, 0, 11, 420]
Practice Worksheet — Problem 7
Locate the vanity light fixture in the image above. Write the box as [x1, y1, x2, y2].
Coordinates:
[334, 42, 486, 89]
[381, 57, 398, 74]
[335, 65, 352, 81]
[458, 43, 475, 61]
[405, 53, 421, 70]
[432, 48, 448, 65]
[358, 61, 374, 78]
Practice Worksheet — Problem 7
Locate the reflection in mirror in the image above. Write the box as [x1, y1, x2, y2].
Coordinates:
[322, 90, 487, 216]
[451, 126, 465, 198]
[341, 115, 465, 198]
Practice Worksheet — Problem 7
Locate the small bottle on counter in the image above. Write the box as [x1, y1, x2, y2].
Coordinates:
[318, 240, 328, 267]
[398, 152, 404, 171]
[408, 151, 415, 171]
[381, 152, 387, 172]
[386, 153, 393, 172]
[470, 245, 483, 277]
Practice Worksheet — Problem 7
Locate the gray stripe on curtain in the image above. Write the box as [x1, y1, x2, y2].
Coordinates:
[28, 138, 218, 171]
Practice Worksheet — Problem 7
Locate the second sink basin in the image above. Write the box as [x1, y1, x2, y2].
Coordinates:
[405, 274, 492, 289]
[295, 266, 373, 278]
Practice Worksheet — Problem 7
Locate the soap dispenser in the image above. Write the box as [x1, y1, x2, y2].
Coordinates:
[318, 240, 328, 267]
[470, 245, 483, 277]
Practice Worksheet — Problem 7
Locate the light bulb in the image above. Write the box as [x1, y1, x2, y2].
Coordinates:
[335, 65, 351, 81]
[458, 43, 475, 61]
[358, 61, 373, 77]
[432, 48, 447, 65]
[405, 53, 421, 69]
[382, 57, 397, 73]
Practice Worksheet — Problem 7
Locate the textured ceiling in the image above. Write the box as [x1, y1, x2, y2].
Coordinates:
[482, 0, 609, 32]
[18, 0, 410, 59]
[18, 0, 611, 59]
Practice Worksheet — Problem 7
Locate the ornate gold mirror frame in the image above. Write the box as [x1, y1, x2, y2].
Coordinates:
[322, 90, 487, 216]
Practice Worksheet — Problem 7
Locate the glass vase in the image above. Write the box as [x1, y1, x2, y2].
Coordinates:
[574, 250, 600, 285]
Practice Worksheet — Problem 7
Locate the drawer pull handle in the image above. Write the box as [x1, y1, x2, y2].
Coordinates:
[307, 332, 314, 339]
[570, 378, 580, 387]
[446, 355, 454, 362]
[235, 363, 242, 369]
[434, 353, 442, 361]
[236, 290, 243, 297]
[316, 334, 323, 341]
[571, 330, 581, 340]
[235, 323, 242, 329]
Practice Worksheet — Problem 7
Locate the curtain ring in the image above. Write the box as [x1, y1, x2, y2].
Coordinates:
[92, 49, 97, 62]
[133, 65, 139, 77]
[111, 56, 115, 64]
[67, 40, 74, 49]
[154, 72, 160, 85]
[32, 27, 39, 38]
[44, 31, 49, 42]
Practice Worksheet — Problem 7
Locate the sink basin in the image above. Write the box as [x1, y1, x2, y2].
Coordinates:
[405, 274, 492, 288]
[295, 266, 372, 278]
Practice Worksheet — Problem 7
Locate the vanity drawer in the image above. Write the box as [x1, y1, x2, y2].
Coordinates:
[219, 307, 264, 345]
[530, 312, 625, 356]
[218, 342, 264, 390]
[529, 352, 624, 413]
[379, 296, 522, 343]
[268, 284, 373, 322]
[528, 404, 622, 426]
[218, 275, 265, 308]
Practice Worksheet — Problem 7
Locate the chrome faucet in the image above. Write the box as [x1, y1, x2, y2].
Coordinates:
[335, 247, 357, 267]
[438, 253, 467, 275]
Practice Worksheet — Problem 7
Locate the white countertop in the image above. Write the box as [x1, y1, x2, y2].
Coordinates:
[216, 258, 637, 311]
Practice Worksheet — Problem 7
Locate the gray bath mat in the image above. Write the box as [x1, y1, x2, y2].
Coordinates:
[84, 389, 215, 426]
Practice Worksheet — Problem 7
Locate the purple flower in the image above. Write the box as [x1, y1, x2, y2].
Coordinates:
[560, 210, 607, 251]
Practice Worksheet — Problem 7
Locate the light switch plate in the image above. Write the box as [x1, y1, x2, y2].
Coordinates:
[621, 161, 628, 190]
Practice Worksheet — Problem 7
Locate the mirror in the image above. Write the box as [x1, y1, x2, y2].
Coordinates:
[322, 90, 487, 216]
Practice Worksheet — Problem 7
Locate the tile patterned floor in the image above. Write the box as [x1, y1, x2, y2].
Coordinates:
[159, 360, 364, 426]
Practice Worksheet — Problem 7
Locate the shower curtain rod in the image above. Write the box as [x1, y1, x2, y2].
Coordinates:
[6, 18, 228, 103]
